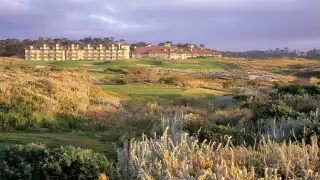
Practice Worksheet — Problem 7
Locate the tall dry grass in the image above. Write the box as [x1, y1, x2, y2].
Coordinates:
[0, 66, 120, 115]
[0, 66, 121, 130]
[114, 115, 320, 179]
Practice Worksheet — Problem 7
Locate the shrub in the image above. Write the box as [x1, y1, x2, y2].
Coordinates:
[277, 85, 320, 96]
[104, 67, 128, 75]
[126, 66, 151, 75]
[0, 144, 110, 180]
[115, 78, 128, 85]
[222, 80, 233, 89]
[211, 108, 253, 126]
[282, 94, 320, 113]
[233, 94, 253, 103]
[197, 124, 255, 145]
[0, 102, 54, 131]
[159, 76, 184, 86]
[247, 80, 258, 86]
[173, 95, 206, 107]
[43, 146, 109, 180]
[0, 144, 47, 180]
[254, 100, 295, 120]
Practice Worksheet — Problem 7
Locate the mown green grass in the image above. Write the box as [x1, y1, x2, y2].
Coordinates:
[17, 58, 227, 71]
[0, 132, 119, 159]
[18, 60, 104, 68]
[101, 84, 228, 103]
[98, 59, 226, 70]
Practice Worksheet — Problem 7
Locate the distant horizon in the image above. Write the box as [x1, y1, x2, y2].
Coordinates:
[0, 37, 318, 52]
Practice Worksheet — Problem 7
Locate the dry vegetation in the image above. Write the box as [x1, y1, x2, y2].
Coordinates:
[0, 65, 121, 130]
[1, 67, 120, 113]
[114, 116, 320, 179]
[1, 57, 320, 179]
[230, 58, 320, 72]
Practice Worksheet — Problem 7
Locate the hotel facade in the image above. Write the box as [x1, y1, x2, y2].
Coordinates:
[131, 43, 222, 60]
[24, 43, 130, 61]
[24, 43, 221, 61]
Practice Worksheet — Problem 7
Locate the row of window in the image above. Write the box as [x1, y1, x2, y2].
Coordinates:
[66, 52, 124, 55]
[26, 49, 129, 53]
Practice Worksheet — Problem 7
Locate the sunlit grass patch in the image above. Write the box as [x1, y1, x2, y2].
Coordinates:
[101, 84, 229, 103]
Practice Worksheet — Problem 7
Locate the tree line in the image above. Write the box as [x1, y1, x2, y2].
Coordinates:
[0, 37, 205, 57]
[1, 38, 319, 60]
[0, 37, 125, 56]
[221, 48, 320, 60]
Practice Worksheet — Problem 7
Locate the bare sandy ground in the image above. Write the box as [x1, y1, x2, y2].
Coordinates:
[35, 65, 47, 68]
[82, 64, 94, 67]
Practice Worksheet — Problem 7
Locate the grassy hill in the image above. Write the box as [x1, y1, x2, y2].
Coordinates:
[1, 57, 320, 179]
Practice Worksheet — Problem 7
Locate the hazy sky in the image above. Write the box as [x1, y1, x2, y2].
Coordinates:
[0, 0, 319, 51]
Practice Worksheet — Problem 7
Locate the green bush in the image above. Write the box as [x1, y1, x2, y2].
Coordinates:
[115, 78, 128, 85]
[104, 67, 128, 75]
[55, 114, 90, 131]
[0, 144, 110, 180]
[43, 146, 109, 180]
[158, 75, 188, 87]
[277, 85, 320, 95]
[0, 102, 54, 131]
[233, 94, 258, 108]
[188, 124, 255, 146]
[159, 76, 178, 85]
[0, 144, 47, 180]
[233, 94, 252, 103]
[254, 100, 295, 120]
[283, 95, 320, 113]
[0, 102, 34, 130]
[150, 60, 164, 66]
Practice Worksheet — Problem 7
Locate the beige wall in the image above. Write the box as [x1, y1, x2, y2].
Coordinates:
[25, 44, 220, 61]
[25, 45, 66, 61]
[25, 44, 131, 61]
[133, 52, 188, 60]
[133, 53, 150, 59]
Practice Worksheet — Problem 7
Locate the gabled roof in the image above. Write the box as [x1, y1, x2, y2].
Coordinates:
[133, 45, 220, 55]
